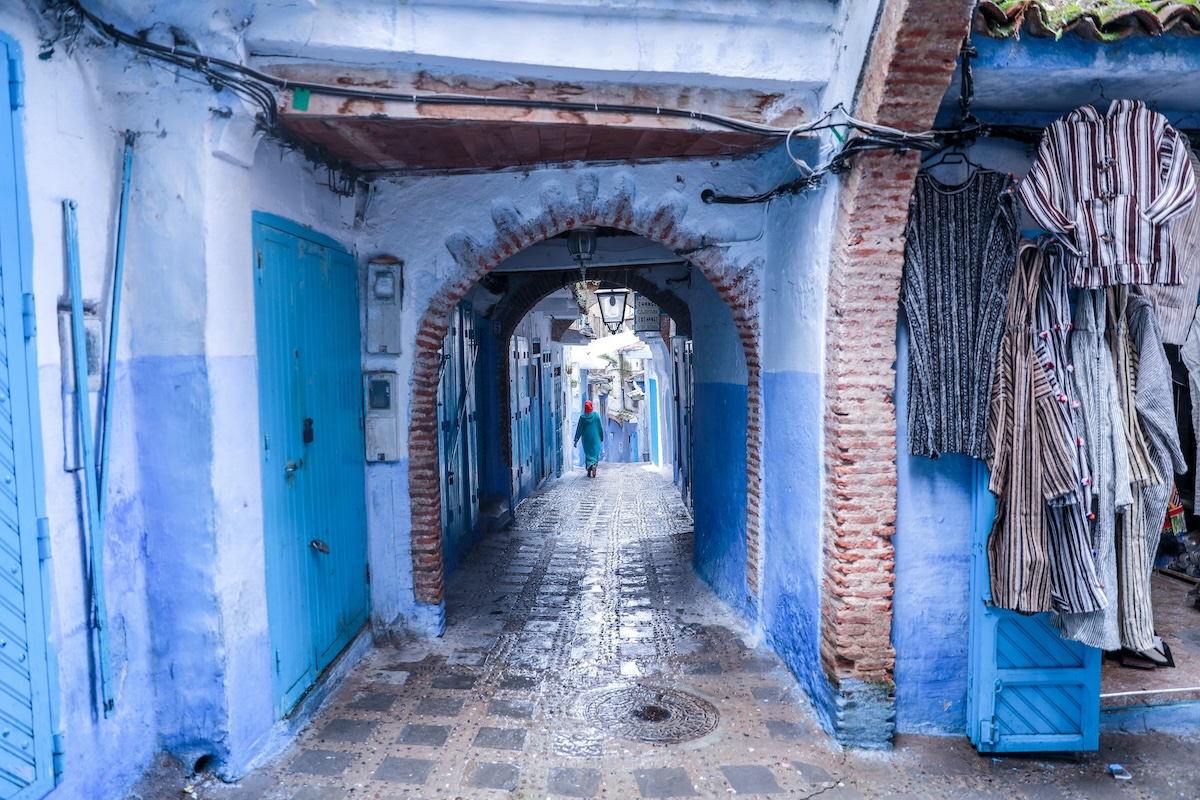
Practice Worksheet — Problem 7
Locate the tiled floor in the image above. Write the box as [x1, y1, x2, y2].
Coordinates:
[177, 463, 1200, 800]
[1101, 571, 1200, 708]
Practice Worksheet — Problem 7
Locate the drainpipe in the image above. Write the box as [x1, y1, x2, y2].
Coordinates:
[63, 200, 115, 716]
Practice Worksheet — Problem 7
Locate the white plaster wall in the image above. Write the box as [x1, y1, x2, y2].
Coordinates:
[2, 6, 160, 797]
[89, 0, 840, 96]
[361, 158, 775, 444]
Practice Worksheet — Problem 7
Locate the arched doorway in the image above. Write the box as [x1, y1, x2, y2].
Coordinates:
[407, 181, 763, 624]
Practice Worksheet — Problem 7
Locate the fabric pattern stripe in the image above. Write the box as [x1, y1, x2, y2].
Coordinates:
[1141, 147, 1200, 344]
[1053, 290, 1130, 650]
[1019, 99, 1197, 288]
[987, 238, 1096, 613]
[903, 168, 1018, 458]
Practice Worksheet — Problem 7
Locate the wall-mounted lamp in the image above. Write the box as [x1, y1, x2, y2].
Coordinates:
[568, 227, 597, 283]
[595, 288, 629, 335]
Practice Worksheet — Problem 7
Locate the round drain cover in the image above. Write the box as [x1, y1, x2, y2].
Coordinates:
[581, 685, 719, 744]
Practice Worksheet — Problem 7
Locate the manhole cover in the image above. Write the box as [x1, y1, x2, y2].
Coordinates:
[580, 685, 719, 744]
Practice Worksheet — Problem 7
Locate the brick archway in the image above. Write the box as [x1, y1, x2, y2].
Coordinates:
[408, 173, 762, 605]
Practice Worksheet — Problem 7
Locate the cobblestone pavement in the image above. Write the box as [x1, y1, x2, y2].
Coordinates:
[177, 464, 1200, 800]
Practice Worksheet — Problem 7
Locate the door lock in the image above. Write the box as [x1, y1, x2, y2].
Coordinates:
[310, 539, 330, 554]
[285, 458, 304, 474]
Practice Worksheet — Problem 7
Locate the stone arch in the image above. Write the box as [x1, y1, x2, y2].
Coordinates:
[408, 173, 762, 605]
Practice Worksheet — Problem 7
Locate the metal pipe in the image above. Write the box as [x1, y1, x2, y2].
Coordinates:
[64, 199, 115, 716]
[98, 132, 134, 511]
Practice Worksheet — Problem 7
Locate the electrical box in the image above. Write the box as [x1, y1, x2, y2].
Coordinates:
[364, 371, 399, 462]
[57, 306, 103, 392]
[366, 256, 402, 355]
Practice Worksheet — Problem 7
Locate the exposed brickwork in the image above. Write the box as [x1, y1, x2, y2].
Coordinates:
[409, 174, 762, 604]
[821, 0, 975, 721]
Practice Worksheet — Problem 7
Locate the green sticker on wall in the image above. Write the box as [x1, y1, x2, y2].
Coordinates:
[292, 88, 311, 112]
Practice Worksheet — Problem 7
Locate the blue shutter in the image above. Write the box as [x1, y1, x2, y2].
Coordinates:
[0, 35, 56, 800]
[967, 462, 1100, 753]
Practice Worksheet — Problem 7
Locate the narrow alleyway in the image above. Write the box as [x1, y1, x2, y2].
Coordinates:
[163, 464, 1199, 800]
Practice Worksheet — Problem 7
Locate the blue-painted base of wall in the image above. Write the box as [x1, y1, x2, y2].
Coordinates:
[759, 371, 835, 731]
[691, 381, 750, 618]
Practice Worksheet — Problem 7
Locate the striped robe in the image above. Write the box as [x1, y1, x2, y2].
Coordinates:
[1141, 147, 1200, 344]
[987, 240, 1094, 613]
[1035, 239, 1107, 615]
[1019, 99, 1196, 288]
[1119, 293, 1186, 651]
[1053, 290, 1130, 650]
[1181, 309, 1200, 503]
[903, 168, 1017, 459]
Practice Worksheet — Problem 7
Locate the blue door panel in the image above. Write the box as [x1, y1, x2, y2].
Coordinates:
[0, 35, 55, 800]
[967, 461, 1099, 753]
[649, 378, 659, 466]
[254, 216, 368, 716]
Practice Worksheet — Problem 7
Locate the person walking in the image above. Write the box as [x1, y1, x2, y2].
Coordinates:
[573, 400, 605, 478]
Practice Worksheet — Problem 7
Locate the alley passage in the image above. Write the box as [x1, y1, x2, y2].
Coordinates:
[179, 464, 1200, 800]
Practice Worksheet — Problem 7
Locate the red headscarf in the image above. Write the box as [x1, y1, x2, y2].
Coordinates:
[584, 400, 594, 413]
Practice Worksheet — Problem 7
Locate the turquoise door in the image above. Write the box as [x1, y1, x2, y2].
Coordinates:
[0, 34, 57, 799]
[648, 378, 659, 466]
[254, 214, 368, 716]
[967, 461, 1100, 752]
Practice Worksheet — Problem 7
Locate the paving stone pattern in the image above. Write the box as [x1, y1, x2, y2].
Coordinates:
[189, 465, 1200, 799]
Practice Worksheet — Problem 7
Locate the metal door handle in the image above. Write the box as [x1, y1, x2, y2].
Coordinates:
[285, 458, 304, 474]
[310, 539, 330, 554]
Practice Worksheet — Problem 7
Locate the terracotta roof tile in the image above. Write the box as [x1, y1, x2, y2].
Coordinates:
[976, 1, 1200, 40]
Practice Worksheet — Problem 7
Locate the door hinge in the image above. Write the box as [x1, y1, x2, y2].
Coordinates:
[979, 718, 997, 746]
[275, 650, 281, 674]
[37, 517, 51, 562]
[22, 293, 36, 339]
[365, 563, 370, 584]
[52, 733, 65, 783]
[256, 250, 264, 282]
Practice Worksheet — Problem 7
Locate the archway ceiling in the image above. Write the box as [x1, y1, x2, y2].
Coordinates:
[266, 65, 792, 173]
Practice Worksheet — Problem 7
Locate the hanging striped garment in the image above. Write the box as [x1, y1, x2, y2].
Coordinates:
[1141, 147, 1200, 345]
[1181, 309, 1200, 504]
[1053, 290, 1130, 650]
[1108, 288, 1161, 492]
[987, 240, 1085, 613]
[903, 168, 1018, 459]
[1118, 293, 1186, 651]
[1019, 99, 1196, 288]
[1033, 239, 1107, 615]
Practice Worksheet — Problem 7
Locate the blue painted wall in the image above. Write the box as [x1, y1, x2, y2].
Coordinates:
[760, 370, 834, 727]
[892, 316, 973, 735]
[129, 355, 230, 761]
[691, 381, 751, 618]
[365, 459, 444, 636]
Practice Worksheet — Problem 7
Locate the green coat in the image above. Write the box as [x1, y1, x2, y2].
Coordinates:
[573, 411, 605, 468]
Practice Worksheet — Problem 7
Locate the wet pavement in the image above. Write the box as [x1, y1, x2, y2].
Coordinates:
[164, 463, 1200, 800]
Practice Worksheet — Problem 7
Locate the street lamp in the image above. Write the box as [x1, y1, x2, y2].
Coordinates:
[595, 288, 629, 335]
[568, 227, 597, 283]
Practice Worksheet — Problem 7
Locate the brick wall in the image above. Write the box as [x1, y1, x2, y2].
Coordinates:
[821, 0, 975, 743]
[409, 175, 763, 604]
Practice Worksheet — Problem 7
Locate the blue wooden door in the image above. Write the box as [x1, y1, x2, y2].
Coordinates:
[0, 35, 56, 800]
[254, 215, 368, 716]
[967, 461, 1100, 752]
[648, 378, 659, 466]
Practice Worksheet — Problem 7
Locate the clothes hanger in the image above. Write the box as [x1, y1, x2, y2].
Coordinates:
[920, 145, 984, 172]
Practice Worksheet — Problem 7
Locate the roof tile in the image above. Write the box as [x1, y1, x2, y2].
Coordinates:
[976, 1, 1200, 40]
